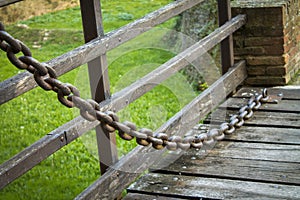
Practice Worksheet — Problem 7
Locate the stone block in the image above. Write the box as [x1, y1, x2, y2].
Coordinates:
[232, 0, 299, 86]
[266, 66, 287, 76]
[246, 56, 287, 66]
[244, 37, 283, 47]
[247, 66, 266, 75]
[246, 76, 288, 86]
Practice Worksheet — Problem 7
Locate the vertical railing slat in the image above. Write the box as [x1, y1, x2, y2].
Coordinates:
[79, 0, 118, 174]
[218, 0, 234, 74]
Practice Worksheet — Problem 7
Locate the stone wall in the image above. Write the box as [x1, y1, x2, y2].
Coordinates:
[232, 0, 300, 86]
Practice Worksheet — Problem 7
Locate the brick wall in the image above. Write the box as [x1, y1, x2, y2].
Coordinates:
[232, 0, 300, 86]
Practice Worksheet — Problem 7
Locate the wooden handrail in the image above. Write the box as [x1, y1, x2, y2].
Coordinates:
[0, 0, 250, 198]
[0, 0, 22, 7]
[76, 60, 247, 200]
[0, 15, 246, 189]
[0, 0, 205, 105]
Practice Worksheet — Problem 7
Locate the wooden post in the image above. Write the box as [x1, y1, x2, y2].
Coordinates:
[79, 0, 118, 174]
[218, 0, 234, 74]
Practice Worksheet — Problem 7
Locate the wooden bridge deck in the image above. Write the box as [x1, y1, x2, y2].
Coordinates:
[125, 86, 300, 200]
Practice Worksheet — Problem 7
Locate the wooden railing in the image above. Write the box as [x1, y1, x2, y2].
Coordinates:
[0, 0, 22, 7]
[0, 0, 247, 199]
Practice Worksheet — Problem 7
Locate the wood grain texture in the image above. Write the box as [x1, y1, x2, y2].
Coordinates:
[75, 61, 247, 199]
[156, 156, 300, 185]
[221, 98, 300, 113]
[205, 110, 300, 128]
[126, 87, 300, 199]
[233, 87, 300, 100]
[124, 193, 187, 200]
[0, 0, 208, 105]
[0, 117, 99, 189]
[127, 173, 300, 199]
[191, 124, 300, 145]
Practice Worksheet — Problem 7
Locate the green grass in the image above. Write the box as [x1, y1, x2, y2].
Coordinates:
[0, 0, 200, 199]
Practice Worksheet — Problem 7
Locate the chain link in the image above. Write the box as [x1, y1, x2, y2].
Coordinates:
[0, 22, 271, 151]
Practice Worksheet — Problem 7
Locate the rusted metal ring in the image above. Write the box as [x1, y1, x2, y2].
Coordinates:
[119, 121, 141, 139]
[72, 95, 94, 111]
[35, 67, 58, 91]
[115, 121, 131, 133]
[253, 101, 261, 110]
[150, 136, 165, 150]
[19, 56, 48, 76]
[117, 121, 135, 140]
[247, 101, 256, 110]
[118, 132, 134, 141]
[204, 129, 218, 145]
[131, 130, 147, 139]
[106, 111, 119, 122]
[191, 141, 203, 149]
[136, 137, 151, 146]
[73, 97, 97, 121]
[7, 48, 32, 71]
[87, 99, 100, 111]
[96, 111, 113, 124]
[261, 88, 269, 102]
[235, 116, 244, 128]
[139, 128, 153, 137]
[136, 128, 153, 146]
[178, 142, 191, 150]
[154, 133, 168, 147]
[166, 141, 177, 151]
[58, 84, 80, 108]
[244, 109, 253, 119]
[262, 88, 268, 98]
[224, 123, 235, 135]
[166, 136, 182, 151]
[0, 30, 21, 53]
[0, 40, 8, 51]
[229, 115, 239, 127]
[81, 110, 97, 122]
[214, 131, 225, 141]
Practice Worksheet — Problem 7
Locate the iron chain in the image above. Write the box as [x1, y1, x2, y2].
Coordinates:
[0, 22, 271, 151]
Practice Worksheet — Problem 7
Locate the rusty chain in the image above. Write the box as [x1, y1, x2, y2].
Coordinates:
[0, 22, 270, 151]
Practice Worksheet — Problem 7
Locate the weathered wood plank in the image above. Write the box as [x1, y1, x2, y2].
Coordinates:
[206, 110, 300, 128]
[207, 142, 300, 163]
[75, 61, 247, 199]
[191, 124, 300, 144]
[151, 141, 300, 164]
[124, 193, 186, 200]
[0, 57, 245, 190]
[0, 117, 99, 189]
[127, 173, 300, 199]
[218, 0, 234, 74]
[0, 17, 247, 189]
[233, 86, 300, 100]
[0, 0, 208, 105]
[99, 16, 247, 112]
[80, 0, 118, 174]
[0, 14, 246, 108]
[221, 98, 300, 113]
[156, 155, 300, 185]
